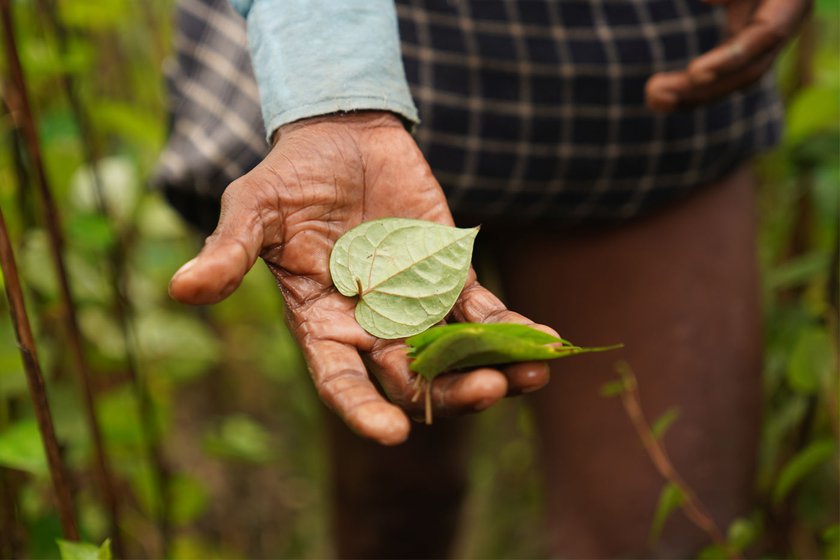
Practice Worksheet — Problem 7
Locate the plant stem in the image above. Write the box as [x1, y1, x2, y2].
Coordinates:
[0, 206, 79, 540]
[615, 363, 737, 558]
[0, 1, 123, 553]
[35, 1, 173, 553]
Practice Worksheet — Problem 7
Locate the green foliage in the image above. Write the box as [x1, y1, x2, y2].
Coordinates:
[202, 414, 276, 463]
[649, 483, 685, 545]
[773, 438, 838, 506]
[650, 407, 680, 441]
[329, 218, 478, 338]
[0, 419, 46, 475]
[57, 538, 111, 560]
[0, 1, 836, 558]
[407, 322, 618, 381]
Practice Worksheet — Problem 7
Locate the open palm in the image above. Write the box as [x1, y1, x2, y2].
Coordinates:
[169, 112, 553, 445]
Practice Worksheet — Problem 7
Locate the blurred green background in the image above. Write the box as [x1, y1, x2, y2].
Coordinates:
[0, 1, 836, 558]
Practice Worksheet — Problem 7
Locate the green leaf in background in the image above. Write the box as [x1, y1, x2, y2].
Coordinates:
[786, 326, 836, 395]
[696, 544, 728, 560]
[202, 414, 275, 463]
[648, 482, 685, 545]
[823, 525, 840, 560]
[0, 419, 47, 475]
[407, 323, 619, 381]
[784, 85, 840, 147]
[132, 468, 208, 526]
[773, 438, 837, 505]
[726, 516, 762, 553]
[57, 538, 111, 560]
[69, 156, 140, 224]
[599, 380, 626, 397]
[329, 218, 478, 339]
[66, 213, 115, 252]
[651, 407, 681, 441]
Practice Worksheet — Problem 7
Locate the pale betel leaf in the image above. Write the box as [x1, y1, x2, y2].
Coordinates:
[329, 218, 478, 339]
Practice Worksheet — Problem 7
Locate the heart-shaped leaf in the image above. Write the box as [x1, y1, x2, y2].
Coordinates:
[329, 218, 478, 339]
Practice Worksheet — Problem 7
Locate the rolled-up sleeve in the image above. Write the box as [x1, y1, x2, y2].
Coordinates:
[231, 0, 419, 141]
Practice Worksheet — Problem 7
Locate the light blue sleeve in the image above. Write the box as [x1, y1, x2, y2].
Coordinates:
[230, 0, 419, 141]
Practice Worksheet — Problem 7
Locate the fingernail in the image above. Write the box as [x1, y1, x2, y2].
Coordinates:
[173, 258, 198, 279]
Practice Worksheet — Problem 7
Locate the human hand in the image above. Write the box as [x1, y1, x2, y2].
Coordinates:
[168, 111, 553, 445]
[646, 0, 811, 111]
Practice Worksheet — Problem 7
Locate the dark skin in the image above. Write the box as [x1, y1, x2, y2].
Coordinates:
[169, 112, 555, 446]
[647, 0, 811, 111]
[171, 0, 810, 555]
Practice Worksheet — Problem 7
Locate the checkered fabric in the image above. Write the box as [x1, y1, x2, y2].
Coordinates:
[154, 0, 783, 231]
[154, 0, 266, 232]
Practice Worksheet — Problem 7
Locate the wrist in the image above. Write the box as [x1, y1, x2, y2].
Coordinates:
[272, 110, 407, 145]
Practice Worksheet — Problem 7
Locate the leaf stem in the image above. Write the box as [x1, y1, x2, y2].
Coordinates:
[614, 362, 737, 558]
[424, 381, 432, 425]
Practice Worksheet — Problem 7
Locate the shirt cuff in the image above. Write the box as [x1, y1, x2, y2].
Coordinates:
[240, 0, 419, 141]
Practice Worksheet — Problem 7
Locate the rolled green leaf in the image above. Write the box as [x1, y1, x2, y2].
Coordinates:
[407, 322, 621, 381]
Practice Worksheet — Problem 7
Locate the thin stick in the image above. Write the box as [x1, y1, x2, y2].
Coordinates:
[615, 363, 735, 558]
[35, 1, 172, 553]
[0, 207, 79, 540]
[0, 1, 123, 553]
[424, 381, 432, 425]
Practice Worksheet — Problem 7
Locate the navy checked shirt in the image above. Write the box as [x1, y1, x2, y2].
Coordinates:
[155, 0, 782, 231]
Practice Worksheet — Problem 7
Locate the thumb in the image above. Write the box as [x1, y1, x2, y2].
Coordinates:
[169, 180, 267, 305]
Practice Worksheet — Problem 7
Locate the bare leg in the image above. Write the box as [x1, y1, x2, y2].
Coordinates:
[326, 413, 471, 559]
[491, 165, 763, 557]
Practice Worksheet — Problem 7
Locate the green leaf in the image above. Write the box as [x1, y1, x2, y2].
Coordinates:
[651, 407, 680, 440]
[57, 538, 111, 560]
[66, 214, 115, 252]
[202, 414, 275, 463]
[786, 326, 836, 395]
[823, 524, 840, 560]
[648, 482, 685, 545]
[0, 419, 47, 475]
[696, 544, 727, 560]
[785, 85, 840, 147]
[773, 438, 837, 505]
[329, 218, 478, 339]
[727, 516, 761, 553]
[406, 322, 621, 381]
[407, 321, 569, 357]
[599, 380, 626, 397]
